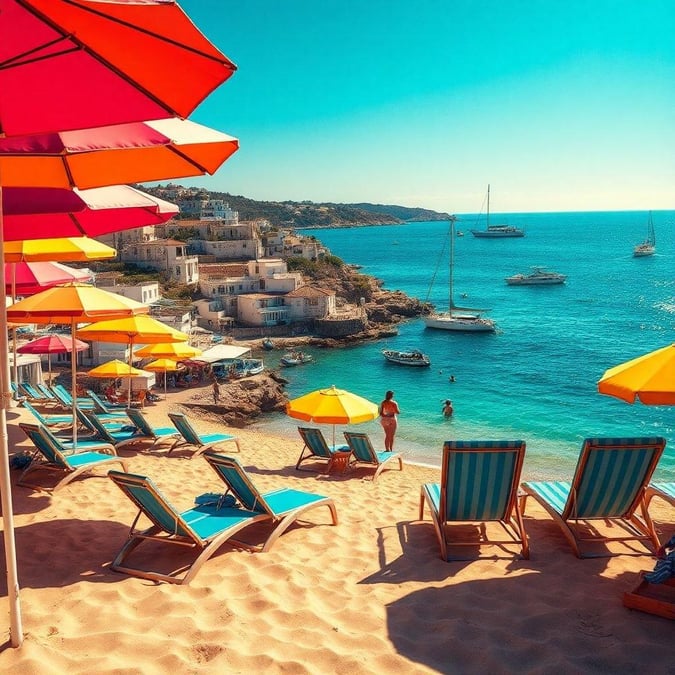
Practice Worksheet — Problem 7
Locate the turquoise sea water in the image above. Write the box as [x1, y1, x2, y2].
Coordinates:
[252, 210, 675, 482]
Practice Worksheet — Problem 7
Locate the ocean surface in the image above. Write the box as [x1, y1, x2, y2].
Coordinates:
[251, 210, 675, 482]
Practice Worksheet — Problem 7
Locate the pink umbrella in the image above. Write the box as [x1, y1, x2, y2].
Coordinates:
[2, 184, 178, 240]
[5, 261, 91, 297]
[0, 0, 236, 137]
[17, 333, 89, 383]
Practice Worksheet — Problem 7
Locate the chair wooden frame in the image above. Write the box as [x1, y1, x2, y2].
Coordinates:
[420, 440, 529, 561]
[295, 427, 349, 473]
[203, 451, 339, 552]
[108, 470, 270, 584]
[343, 431, 403, 481]
[646, 482, 675, 510]
[167, 412, 240, 458]
[520, 437, 666, 558]
[18, 422, 127, 493]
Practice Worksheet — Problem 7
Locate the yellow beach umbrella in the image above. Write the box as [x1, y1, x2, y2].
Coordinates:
[134, 341, 202, 360]
[286, 385, 379, 445]
[3, 237, 116, 263]
[88, 359, 149, 379]
[597, 343, 675, 405]
[77, 315, 187, 402]
[7, 283, 148, 447]
[143, 358, 180, 399]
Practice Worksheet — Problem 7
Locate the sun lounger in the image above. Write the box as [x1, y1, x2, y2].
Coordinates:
[343, 431, 403, 481]
[18, 422, 126, 493]
[646, 482, 675, 510]
[203, 451, 338, 552]
[295, 427, 349, 472]
[124, 408, 182, 448]
[86, 389, 129, 414]
[520, 436, 666, 558]
[420, 440, 529, 560]
[108, 470, 270, 584]
[50, 383, 96, 410]
[21, 400, 74, 427]
[36, 383, 59, 401]
[82, 410, 174, 450]
[167, 412, 240, 458]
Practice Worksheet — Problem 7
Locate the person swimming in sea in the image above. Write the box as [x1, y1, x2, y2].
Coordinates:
[442, 399, 454, 417]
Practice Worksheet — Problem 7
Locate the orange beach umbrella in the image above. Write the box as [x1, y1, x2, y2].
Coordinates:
[597, 343, 675, 405]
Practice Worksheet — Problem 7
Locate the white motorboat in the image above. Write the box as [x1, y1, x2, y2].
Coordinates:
[505, 267, 567, 286]
[382, 349, 430, 367]
[470, 185, 525, 238]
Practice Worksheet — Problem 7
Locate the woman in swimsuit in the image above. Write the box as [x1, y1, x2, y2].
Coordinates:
[379, 390, 400, 452]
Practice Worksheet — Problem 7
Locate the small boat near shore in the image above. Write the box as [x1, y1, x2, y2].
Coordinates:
[505, 267, 567, 286]
[382, 349, 431, 367]
[280, 351, 313, 367]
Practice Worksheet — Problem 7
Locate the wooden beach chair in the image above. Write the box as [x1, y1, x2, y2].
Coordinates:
[108, 470, 270, 584]
[520, 437, 666, 558]
[18, 422, 127, 493]
[646, 482, 675, 510]
[167, 412, 240, 458]
[295, 427, 349, 473]
[343, 431, 403, 481]
[420, 440, 529, 561]
[203, 451, 338, 552]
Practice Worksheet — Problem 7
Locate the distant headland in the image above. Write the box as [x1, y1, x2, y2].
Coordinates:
[141, 184, 451, 229]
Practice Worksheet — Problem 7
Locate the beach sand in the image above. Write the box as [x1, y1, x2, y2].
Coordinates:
[1, 388, 674, 673]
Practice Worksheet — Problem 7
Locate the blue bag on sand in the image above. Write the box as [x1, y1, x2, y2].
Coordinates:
[644, 536, 675, 584]
[194, 492, 238, 509]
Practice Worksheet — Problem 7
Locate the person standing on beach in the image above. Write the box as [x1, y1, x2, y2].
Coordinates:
[379, 390, 400, 452]
[442, 399, 454, 417]
[212, 378, 220, 404]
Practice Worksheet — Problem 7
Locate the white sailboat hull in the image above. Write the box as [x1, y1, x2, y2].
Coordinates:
[424, 313, 496, 332]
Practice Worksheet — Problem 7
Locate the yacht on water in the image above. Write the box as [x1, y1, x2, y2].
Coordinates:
[505, 267, 567, 286]
[633, 212, 656, 257]
[423, 218, 496, 333]
[470, 185, 525, 238]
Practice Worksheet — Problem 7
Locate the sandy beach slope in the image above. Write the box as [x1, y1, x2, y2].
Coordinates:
[1, 389, 673, 673]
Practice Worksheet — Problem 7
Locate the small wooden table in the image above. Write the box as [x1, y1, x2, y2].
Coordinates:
[623, 573, 675, 620]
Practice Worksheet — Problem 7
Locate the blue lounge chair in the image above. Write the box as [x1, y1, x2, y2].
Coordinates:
[11, 382, 26, 402]
[167, 412, 240, 458]
[295, 427, 349, 473]
[420, 440, 529, 561]
[343, 431, 403, 481]
[203, 451, 338, 552]
[86, 389, 128, 414]
[18, 422, 126, 493]
[81, 410, 172, 450]
[108, 470, 270, 584]
[21, 400, 74, 427]
[646, 482, 675, 511]
[18, 382, 51, 404]
[124, 408, 182, 448]
[36, 383, 59, 402]
[50, 383, 96, 410]
[520, 437, 666, 558]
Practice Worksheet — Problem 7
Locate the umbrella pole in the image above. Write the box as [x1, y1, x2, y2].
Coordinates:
[11, 264, 18, 396]
[164, 366, 167, 400]
[0, 188, 24, 646]
[71, 318, 78, 449]
[128, 339, 134, 405]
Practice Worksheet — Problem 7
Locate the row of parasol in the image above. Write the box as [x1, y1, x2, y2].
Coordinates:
[0, 0, 245, 646]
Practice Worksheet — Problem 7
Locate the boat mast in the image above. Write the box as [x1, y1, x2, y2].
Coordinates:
[648, 211, 655, 245]
[487, 184, 491, 229]
[449, 217, 455, 314]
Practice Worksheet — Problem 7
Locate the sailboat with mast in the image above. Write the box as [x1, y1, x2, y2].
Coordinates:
[470, 184, 525, 238]
[423, 218, 496, 333]
[633, 212, 656, 257]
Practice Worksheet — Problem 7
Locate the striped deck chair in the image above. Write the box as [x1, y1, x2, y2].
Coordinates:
[203, 451, 339, 552]
[295, 427, 349, 473]
[108, 471, 270, 585]
[167, 412, 240, 458]
[646, 482, 675, 511]
[420, 440, 529, 561]
[343, 431, 403, 481]
[520, 437, 666, 558]
[18, 422, 126, 493]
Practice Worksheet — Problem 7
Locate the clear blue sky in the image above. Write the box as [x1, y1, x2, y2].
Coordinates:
[173, 0, 674, 213]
